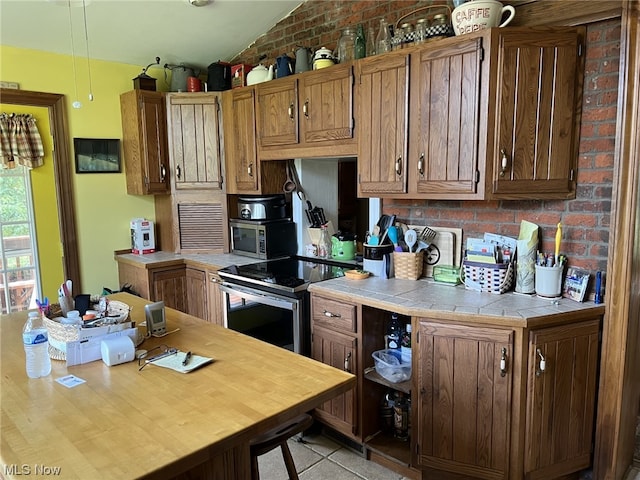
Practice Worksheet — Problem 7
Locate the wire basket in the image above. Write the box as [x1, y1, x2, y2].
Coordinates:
[462, 260, 514, 294]
[393, 251, 424, 280]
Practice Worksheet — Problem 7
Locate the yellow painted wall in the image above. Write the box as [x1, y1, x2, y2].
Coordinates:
[0, 45, 169, 296]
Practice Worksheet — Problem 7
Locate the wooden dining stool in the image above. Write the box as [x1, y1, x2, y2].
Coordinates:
[249, 413, 314, 480]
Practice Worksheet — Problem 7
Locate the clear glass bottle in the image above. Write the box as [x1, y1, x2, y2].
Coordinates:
[375, 18, 391, 55]
[23, 311, 51, 378]
[318, 224, 332, 259]
[354, 24, 366, 59]
[366, 26, 376, 57]
[337, 28, 356, 63]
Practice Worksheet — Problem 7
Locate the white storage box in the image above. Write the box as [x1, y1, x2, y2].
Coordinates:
[372, 349, 411, 383]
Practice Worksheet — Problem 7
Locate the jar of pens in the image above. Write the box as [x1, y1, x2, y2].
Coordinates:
[534, 223, 566, 298]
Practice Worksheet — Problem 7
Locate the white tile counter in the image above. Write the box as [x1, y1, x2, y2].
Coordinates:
[308, 275, 605, 328]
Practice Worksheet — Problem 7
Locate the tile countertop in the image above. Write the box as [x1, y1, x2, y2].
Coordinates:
[115, 251, 260, 270]
[308, 276, 605, 329]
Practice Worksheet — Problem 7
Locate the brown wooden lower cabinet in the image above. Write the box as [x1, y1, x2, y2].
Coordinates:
[206, 269, 225, 325]
[150, 267, 186, 312]
[185, 267, 207, 320]
[309, 292, 602, 480]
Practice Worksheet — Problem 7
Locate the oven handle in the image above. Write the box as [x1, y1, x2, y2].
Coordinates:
[220, 283, 297, 311]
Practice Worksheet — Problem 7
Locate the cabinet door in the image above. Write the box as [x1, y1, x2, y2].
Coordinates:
[491, 29, 584, 199]
[185, 267, 207, 320]
[300, 63, 354, 144]
[409, 37, 483, 198]
[206, 270, 224, 325]
[168, 93, 224, 191]
[256, 77, 298, 147]
[357, 53, 408, 195]
[415, 320, 513, 478]
[120, 90, 170, 195]
[222, 88, 258, 193]
[311, 326, 357, 436]
[151, 267, 186, 312]
[525, 319, 599, 479]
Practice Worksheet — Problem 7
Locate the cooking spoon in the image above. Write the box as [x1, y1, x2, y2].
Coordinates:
[404, 229, 417, 253]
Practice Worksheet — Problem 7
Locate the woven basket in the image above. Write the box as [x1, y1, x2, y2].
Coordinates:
[393, 251, 424, 280]
[44, 300, 131, 360]
[462, 260, 514, 294]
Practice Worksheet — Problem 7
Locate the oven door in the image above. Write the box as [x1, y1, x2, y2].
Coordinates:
[219, 282, 308, 355]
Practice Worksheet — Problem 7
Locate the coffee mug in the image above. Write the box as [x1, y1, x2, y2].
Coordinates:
[452, 0, 516, 36]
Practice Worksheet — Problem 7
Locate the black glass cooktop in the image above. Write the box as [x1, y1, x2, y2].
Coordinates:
[218, 256, 359, 293]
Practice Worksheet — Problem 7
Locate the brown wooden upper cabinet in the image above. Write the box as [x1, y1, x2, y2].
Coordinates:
[120, 90, 170, 195]
[256, 64, 357, 160]
[357, 27, 585, 200]
[166, 92, 224, 191]
[222, 87, 259, 193]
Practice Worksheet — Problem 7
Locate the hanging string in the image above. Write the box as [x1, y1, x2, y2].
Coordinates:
[81, 0, 94, 102]
[67, 1, 82, 109]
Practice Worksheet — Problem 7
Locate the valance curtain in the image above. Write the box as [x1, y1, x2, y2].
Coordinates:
[0, 113, 45, 169]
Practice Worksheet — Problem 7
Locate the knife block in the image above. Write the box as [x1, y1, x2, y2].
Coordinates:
[307, 221, 335, 245]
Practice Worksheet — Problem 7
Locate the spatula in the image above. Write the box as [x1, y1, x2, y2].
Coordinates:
[387, 226, 403, 252]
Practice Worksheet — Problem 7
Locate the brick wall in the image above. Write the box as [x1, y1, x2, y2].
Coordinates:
[233, 3, 618, 275]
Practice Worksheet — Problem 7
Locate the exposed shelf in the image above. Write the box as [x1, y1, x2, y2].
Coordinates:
[365, 430, 411, 466]
[364, 367, 411, 395]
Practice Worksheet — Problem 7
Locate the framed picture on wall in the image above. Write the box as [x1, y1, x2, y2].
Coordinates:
[74, 138, 121, 173]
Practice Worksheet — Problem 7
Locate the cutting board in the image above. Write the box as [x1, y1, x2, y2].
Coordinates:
[408, 226, 463, 278]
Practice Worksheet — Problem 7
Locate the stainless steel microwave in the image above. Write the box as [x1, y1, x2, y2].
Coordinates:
[229, 218, 297, 259]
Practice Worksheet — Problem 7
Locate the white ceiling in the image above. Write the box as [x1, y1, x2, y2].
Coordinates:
[0, 0, 302, 72]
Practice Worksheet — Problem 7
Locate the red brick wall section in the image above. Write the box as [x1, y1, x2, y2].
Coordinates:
[231, 1, 444, 65]
[384, 19, 619, 274]
[232, 3, 617, 276]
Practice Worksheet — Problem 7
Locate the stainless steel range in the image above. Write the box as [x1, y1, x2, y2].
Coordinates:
[217, 256, 357, 356]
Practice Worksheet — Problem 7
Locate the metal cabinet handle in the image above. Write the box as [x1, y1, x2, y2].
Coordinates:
[288, 102, 295, 120]
[344, 352, 352, 372]
[160, 164, 166, 182]
[499, 149, 508, 177]
[500, 347, 508, 377]
[176, 165, 181, 180]
[536, 348, 546, 376]
[323, 310, 341, 318]
[395, 157, 402, 176]
[247, 163, 253, 177]
[418, 153, 425, 176]
[303, 100, 309, 118]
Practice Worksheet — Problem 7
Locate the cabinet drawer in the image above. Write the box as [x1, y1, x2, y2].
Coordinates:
[312, 297, 356, 333]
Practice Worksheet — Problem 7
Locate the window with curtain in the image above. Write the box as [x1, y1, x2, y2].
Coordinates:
[0, 113, 44, 313]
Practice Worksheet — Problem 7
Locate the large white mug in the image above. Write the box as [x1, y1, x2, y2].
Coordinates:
[452, 0, 516, 36]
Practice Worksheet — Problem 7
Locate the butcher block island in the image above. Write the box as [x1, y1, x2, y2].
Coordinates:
[0, 293, 355, 480]
[307, 276, 605, 480]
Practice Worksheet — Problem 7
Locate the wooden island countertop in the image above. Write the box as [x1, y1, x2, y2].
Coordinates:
[0, 293, 355, 479]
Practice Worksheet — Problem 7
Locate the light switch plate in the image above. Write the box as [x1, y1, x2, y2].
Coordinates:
[0, 81, 20, 89]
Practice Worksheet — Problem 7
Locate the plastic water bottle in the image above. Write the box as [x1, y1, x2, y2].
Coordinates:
[23, 311, 51, 378]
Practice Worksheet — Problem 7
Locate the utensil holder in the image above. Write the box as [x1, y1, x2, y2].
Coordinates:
[535, 265, 564, 297]
[393, 251, 424, 280]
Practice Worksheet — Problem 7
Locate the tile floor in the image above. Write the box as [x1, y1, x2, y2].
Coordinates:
[255, 430, 640, 480]
[256, 430, 412, 480]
